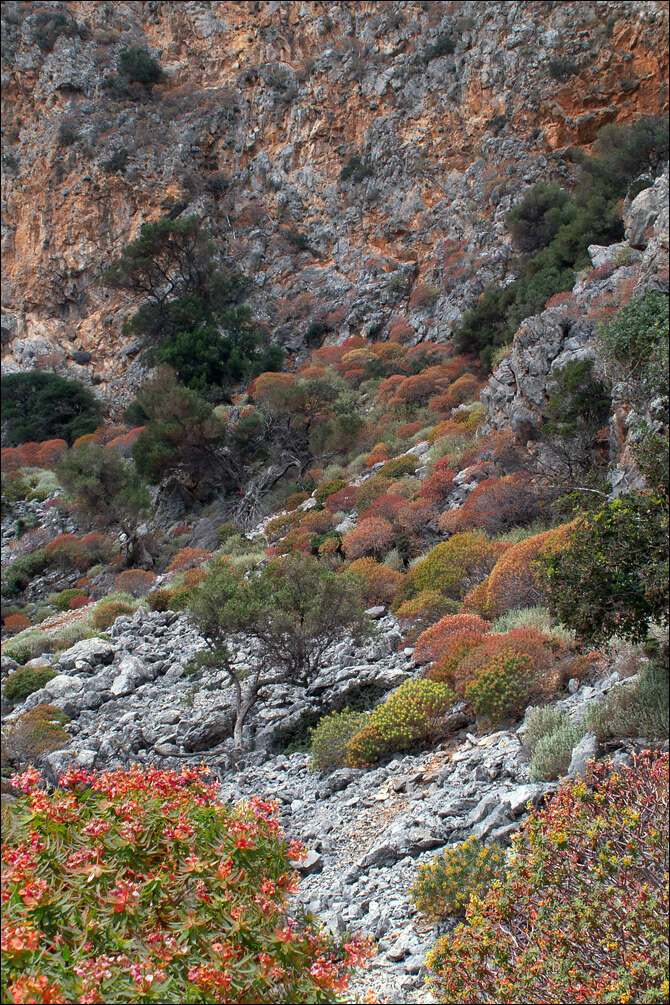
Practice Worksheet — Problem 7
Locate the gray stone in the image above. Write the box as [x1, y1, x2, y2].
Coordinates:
[625, 177, 666, 248]
[568, 731, 598, 778]
[297, 849, 324, 875]
[365, 605, 386, 619]
[57, 638, 115, 673]
[181, 712, 234, 752]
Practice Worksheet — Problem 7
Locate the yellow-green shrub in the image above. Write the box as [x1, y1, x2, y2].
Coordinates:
[412, 837, 506, 919]
[346, 678, 455, 766]
[464, 650, 533, 723]
[309, 708, 368, 771]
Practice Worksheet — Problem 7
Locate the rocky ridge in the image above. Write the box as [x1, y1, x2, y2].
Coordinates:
[2, 1, 668, 407]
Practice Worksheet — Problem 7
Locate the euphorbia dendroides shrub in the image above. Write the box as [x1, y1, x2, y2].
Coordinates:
[426, 752, 669, 1004]
[1, 765, 372, 1004]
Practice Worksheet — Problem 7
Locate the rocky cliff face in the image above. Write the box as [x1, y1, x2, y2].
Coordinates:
[482, 169, 669, 490]
[2, 1, 668, 408]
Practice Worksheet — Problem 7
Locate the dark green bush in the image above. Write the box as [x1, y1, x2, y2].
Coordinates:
[1, 372, 101, 446]
[548, 57, 578, 80]
[4, 666, 56, 705]
[424, 33, 455, 60]
[454, 117, 669, 367]
[103, 148, 128, 174]
[340, 155, 373, 183]
[599, 291, 669, 401]
[2, 550, 48, 597]
[31, 8, 79, 52]
[118, 48, 163, 86]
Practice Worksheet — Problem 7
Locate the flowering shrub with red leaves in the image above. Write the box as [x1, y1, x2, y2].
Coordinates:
[44, 534, 88, 572]
[365, 443, 390, 466]
[359, 492, 405, 523]
[413, 614, 491, 666]
[1, 440, 67, 474]
[324, 485, 357, 514]
[426, 752, 669, 1004]
[113, 569, 157, 598]
[1, 765, 372, 1004]
[67, 595, 90, 611]
[342, 517, 394, 560]
[438, 474, 540, 535]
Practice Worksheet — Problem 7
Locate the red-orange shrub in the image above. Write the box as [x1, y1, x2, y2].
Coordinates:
[465, 523, 575, 618]
[355, 476, 394, 512]
[44, 534, 88, 571]
[300, 509, 336, 534]
[166, 548, 212, 574]
[395, 590, 460, 643]
[68, 594, 90, 610]
[449, 627, 570, 699]
[345, 557, 404, 606]
[414, 614, 491, 666]
[342, 517, 394, 560]
[405, 533, 508, 602]
[36, 439, 68, 466]
[396, 499, 435, 533]
[114, 569, 157, 597]
[360, 493, 405, 523]
[366, 443, 390, 466]
[439, 474, 540, 535]
[324, 486, 357, 513]
[80, 532, 115, 563]
[3, 613, 31, 634]
[417, 459, 456, 503]
[397, 421, 424, 439]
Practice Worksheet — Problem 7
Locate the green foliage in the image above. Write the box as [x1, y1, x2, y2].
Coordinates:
[51, 588, 86, 613]
[104, 216, 280, 395]
[2, 550, 48, 598]
[464, 650, 534, 723]
[309, 707, 368, 772]
[103, 147, 128, 174]
[423, 32, 455, 60]
[506, 182, 575, 255]
[529, 719, 586, 782]
[118, 47, 163, 85]
[1, 372, 101, 446]
[345, 678, 456, 766]
[548, 57, 578, 80]
[522, 704, 567, 755]
[543, 358, 611, 453]
[378, 455, 418, 478]
[4, 666, 56, 705]
[314, 478, 347, 507]
[91, 599, 135, 631]
[426, 753, 669, 1004]
[1, 631, 51, 666]
[540, 492, 669, 645]
[454, 117, 669, 366]
[585, 648, 669, 741]
[1, 765, 370, 1003]
[412, 837, 506, 919]
[599, 291, 669, 401]
[405, 533, 506, 602]
[56, 443, 149, 538]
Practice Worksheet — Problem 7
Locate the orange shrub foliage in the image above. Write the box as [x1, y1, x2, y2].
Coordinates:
[3, 613, 31, 634]
[36, 439, 68, 466]
[317, 536, 341, 557]
[366, 443, 390, 466]
[80, 532, 115, 563]
[71, 433, 97, 450]
[285, 491, 310, 511]
[425, 631, 488, 679]
[395, 590, 460, 643]
[275, 527, 313, 556]
[414, 614, 491, 666]
[345, 557, 404, 606]
[166, 547, 212, 574]
[397, 421, 424, 439]
[378, 374, 406, 402]
[105, 426, 145, 457]
[251, 372, 298, 411]
[409, 282, 440, 309]
[300, 509, 336, 534]
[431, 373, 482, 413]
[342, 517, 394, 560]
[439, 474, 540, 535]
[388, 317, 416, 343]
[417, 458, 456, 503]
[264, 512, 300, 543]
[448, 628, 571, 700]
[113, 569, 157, 597]
[182, 568, 204, 588]
[465, 523, 577, 618]
[360, 493, 405, 523]
[44, 534, 88, 571]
